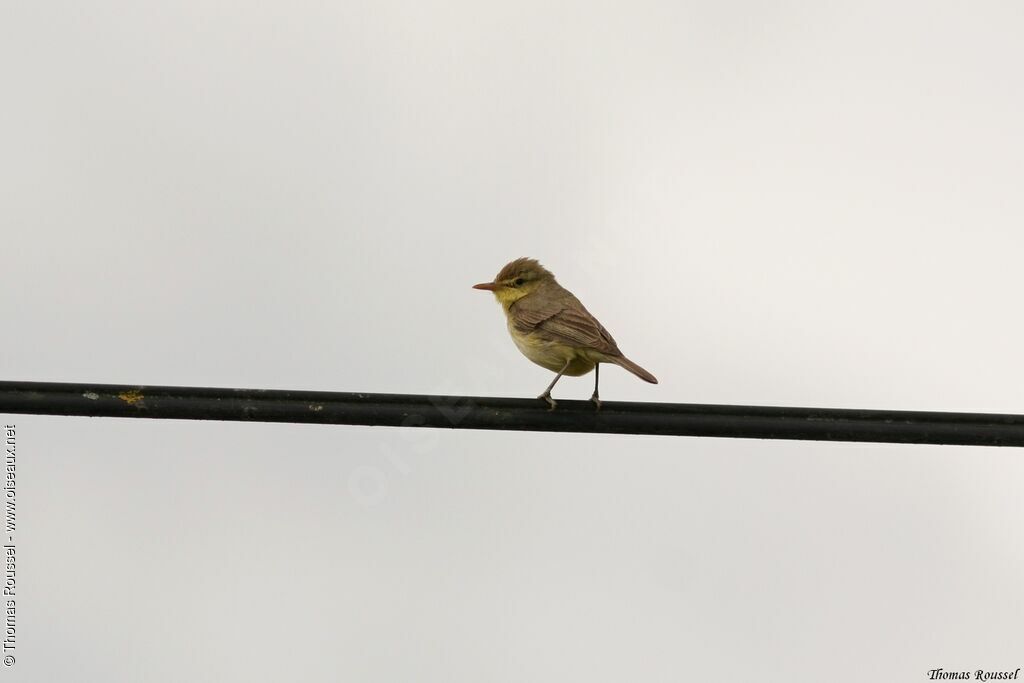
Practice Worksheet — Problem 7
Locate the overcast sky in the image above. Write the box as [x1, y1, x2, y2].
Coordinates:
[3, 1, 1023, 681]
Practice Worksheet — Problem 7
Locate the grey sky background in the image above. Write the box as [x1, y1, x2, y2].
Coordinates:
[3, 1, 1023, 681]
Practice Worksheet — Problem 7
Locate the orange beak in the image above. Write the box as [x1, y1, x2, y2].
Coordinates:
[473, 282, 498, 291]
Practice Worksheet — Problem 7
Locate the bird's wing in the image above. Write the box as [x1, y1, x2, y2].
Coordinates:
[510, 289, 621, 356]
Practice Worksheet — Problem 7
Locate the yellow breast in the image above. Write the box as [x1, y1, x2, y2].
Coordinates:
[506, 318, 596, 376]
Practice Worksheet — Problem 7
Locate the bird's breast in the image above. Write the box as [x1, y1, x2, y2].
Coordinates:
[505, 319, 595, 376]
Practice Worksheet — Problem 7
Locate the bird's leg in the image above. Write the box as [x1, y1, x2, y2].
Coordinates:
[590, 363, 601, 411]
[538, 360, 571, 411]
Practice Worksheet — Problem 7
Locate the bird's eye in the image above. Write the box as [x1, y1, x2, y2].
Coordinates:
[514, 277, 525, 286]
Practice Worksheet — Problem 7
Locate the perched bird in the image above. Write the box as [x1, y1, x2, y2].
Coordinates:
[473, 257, 657, 409]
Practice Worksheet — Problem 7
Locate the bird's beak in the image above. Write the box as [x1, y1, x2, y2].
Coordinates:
[473, 281, 498, 291]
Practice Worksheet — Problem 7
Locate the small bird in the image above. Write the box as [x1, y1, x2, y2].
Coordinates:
[473, 257, 657, 410]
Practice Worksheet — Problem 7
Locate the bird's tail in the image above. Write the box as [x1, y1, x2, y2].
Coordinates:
[612, 356, 658, 384]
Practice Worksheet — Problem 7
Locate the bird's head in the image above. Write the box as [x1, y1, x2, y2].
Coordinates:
[473, 257, 554, 306]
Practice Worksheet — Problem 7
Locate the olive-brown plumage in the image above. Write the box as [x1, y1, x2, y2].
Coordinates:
[473, 257, 657, 409]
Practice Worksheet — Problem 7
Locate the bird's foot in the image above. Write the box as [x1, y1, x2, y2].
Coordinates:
[589, 393, 602, 411]
[538, 393, 557, 411]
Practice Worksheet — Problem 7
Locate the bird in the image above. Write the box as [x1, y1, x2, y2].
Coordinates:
[473, 257, 657, 410]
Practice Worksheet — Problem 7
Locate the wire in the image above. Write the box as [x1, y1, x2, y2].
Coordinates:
[1, 380, 1021, 446]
